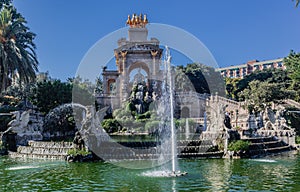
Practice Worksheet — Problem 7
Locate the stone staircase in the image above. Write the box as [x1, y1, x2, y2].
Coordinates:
[71, 139, 223, 160]
[8, 137, 293, 160]
[8, 139, 223, 161]
[244, 136, 293, 157]
[177, 140, 223, 158]
[9, 141, 74, 160]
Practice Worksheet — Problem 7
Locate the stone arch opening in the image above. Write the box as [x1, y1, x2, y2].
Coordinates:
[107, 79, 116, 95]
[265, 121, 274, 130]
[128, 62, 150, 79]
[127, 62, 150, 90]
[181, 106, 190, 118]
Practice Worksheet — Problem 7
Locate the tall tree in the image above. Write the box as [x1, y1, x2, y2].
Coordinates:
[179, 63, 225, 96]
[0, 5, 38, 93]
[238, 80, 286, 114]
[293, 0, 299, 7]
[233, 69, 291, 101]
[0, 0, 12, 9]
[29, 79, 72, 114]
[284, 51, 300, 86]
[284, 50, 300, 101]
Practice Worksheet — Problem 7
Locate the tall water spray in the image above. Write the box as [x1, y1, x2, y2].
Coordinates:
[165, 46, 176, 173]
[185, 119, 190, 140]
[150, 46, 186, 177]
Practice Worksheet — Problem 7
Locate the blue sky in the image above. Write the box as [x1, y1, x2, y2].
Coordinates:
[13, 0, 300, 81]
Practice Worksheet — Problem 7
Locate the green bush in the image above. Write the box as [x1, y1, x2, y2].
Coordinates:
[136, 111, 152, 120]
[228, 140, 250, 152]
[296, 136, 300, 144]
[113, 108, 132, 120]
[175, 118, 196, 130]
[145, 121, 160, 133]
[67, 148, 91, 156]
[101, 119, 121, 133]
[43, 104, 77, 139]
[0, 141, 5, 150]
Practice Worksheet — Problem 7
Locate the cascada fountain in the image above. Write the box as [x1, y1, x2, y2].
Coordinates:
[77, 46, 187, 177]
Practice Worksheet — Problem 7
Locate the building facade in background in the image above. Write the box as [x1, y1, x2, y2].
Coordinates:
[216, 58, 285, 79]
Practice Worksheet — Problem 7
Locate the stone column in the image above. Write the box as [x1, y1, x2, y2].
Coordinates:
[151, 50, 158, 76]
[121, 51, 127, 76]
[120, 51, 128, 101]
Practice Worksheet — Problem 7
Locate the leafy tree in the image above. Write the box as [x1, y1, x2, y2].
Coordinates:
[43, 104, 76, 140]
[29, 79, 72, 114]
[228, 140, 250, 152]
[30, 77, 102, 114]
[233, 69, 292, 101]
[70, 76, 99, 106]
[238, 80, 287, 114]
[1, 82, 35, 108]
[0, 6, 38, 92]
[284, 50, 300, 101]
[225, 77, 240, 100]
[175, 67, 195, 92]
[177, 63, 225, 96]
[0, 0, 12, 10]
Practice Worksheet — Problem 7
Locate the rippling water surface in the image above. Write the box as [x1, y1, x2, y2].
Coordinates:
[1, 152, 300, 191]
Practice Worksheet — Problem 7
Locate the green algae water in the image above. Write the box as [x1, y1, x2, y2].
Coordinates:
[1, 152, 300, 191]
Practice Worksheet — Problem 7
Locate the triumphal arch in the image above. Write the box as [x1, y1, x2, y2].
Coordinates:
[97, 14, 206, 119]
[99, 14, 163, 108]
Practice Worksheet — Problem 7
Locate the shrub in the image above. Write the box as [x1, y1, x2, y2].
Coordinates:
[296, 136, 300, 144]
[136, 111, 152, 120]
[67, 148, 91, 156]
[43, 104, 77, 139]
[228, 140, 250, 152]
[145, 121, 160, 133]
[101, 119, 121, 133]
[0, 141, 5, 150]
[175, 118, 196, 130]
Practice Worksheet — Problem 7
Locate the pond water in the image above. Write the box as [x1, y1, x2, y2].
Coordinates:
[1, 152, 300, 191]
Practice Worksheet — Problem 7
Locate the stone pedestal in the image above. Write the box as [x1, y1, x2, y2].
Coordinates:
[128, 28, 148, 42]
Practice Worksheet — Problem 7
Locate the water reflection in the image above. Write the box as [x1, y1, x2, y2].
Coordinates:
[0, 153, 299, 191]
[171, 179, 176, 192]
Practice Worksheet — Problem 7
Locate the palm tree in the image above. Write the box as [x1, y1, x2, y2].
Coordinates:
[293, 0, 300, 7]
[0, 7, 38, 93]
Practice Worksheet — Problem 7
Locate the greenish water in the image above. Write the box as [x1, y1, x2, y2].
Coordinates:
[1, 152, 300, 191]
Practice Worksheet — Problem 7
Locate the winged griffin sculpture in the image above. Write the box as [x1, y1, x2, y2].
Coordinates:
[7, 110, 30, 134]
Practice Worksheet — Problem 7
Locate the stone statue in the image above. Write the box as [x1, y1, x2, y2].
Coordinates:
[144, 91, 152, 104]
[135, 93, 143, 114]
[152, 92, 157, 101]
[126, 13, 148, 28]
[73, 131, 85, 150]
[133, 69, 145, 84]
[0, 110, 44, 146]
[7, 110, 30, 134]
[7, 111, 21, 129]
[224, 112, 232, 129]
